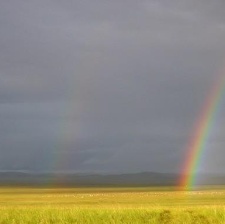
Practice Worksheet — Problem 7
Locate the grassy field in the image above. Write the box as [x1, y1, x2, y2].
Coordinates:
[0, 186, 225, 223]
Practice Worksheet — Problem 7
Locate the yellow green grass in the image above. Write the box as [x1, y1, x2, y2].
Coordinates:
[0, 186, 225, 223]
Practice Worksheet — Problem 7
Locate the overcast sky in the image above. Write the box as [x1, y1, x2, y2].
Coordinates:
[1, 0, 225, 174]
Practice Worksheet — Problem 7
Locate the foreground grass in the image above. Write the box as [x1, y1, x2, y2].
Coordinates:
[0, 186, 225, 223]
[1, 207, 225, 224]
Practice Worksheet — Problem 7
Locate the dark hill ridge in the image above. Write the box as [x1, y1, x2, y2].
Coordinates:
[0, 171, 223, 186]
[0, 171, 178, 186]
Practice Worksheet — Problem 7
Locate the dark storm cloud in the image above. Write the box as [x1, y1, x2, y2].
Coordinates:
[1, 0, 225, 173]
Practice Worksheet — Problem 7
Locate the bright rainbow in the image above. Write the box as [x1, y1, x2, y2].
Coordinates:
[179, 70, 225, 190]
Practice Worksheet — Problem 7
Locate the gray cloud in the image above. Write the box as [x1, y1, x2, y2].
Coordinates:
[1, 0, 225, 173]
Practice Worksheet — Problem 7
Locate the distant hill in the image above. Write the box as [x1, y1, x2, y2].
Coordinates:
[0, 171, 224, 187]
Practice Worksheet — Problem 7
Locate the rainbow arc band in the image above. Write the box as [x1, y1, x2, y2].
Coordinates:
[179, 71, 225, 190]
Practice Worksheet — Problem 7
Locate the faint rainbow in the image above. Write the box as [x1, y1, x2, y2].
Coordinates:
[179, 69, 225, 190]
[53, 52, 102, 174]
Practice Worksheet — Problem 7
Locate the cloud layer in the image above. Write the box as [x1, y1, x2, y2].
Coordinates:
[1, 0, 225, 173]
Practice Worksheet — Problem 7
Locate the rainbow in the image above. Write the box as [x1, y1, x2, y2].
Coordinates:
[179, 70, 225, 190]
[54, 53, 101, 172]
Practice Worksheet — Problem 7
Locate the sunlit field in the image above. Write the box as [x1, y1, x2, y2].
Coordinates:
[0, 186, 225, 223]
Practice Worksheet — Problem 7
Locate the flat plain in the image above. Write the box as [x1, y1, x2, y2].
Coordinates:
[0, 186, 225, 223]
